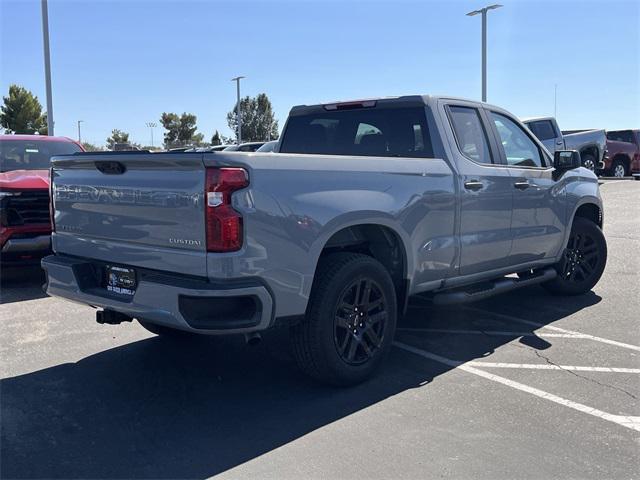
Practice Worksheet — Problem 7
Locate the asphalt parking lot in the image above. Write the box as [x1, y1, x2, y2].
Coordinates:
[1, 180, 638, 479]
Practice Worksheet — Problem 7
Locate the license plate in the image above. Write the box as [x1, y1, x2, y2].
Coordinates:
[105, 265, 137, 296]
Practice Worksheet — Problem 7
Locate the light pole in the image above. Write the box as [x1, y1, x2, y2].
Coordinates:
[466, 4, 503, 102]
[41, 0, 54, 135]
[231, 76, 245, 144]
[146, 122, 157, 147]
[77, 120, 84, 143]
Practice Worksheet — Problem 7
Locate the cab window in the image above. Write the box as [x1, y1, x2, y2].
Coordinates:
[491, 113, 545, 168]
[447, 106, 493, 164]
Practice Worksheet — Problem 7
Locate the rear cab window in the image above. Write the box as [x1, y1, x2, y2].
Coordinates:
[279, 105, 433, 158]
[527, 120, 557, 141]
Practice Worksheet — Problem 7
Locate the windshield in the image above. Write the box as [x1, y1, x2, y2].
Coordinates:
[0, 139, 82, 172]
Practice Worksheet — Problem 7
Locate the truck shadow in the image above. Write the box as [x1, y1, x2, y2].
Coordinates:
[0, 267, 47, 305]
[1, 287, 600, 479]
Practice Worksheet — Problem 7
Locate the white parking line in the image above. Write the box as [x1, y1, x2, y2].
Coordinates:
[393, 341, 640, 432]
[463, 306, 640, 352]
[466, 362, 640, 374]
[397, 327, 587, 339]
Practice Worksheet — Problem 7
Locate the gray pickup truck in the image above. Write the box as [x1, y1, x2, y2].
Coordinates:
[43, 95, 607, 385]
[523, 116, 607, 172]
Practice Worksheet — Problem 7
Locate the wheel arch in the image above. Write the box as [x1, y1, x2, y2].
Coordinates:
[573, 202, 603, 228]
[313, 222, 411, 315]
[579, 145, 600, 166]
[611, 153, 631, 171]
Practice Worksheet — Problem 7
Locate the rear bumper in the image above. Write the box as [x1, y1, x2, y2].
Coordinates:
[41, 254, 275, 335]
[0, 228, 51, 265]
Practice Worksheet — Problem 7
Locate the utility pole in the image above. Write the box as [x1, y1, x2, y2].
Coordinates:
[231, 76, 245, 144]
[466, 4, 503, 102]
[146, 122, 157, 147]
[77, 120, 84, 143]
[41, 0, 54, 135]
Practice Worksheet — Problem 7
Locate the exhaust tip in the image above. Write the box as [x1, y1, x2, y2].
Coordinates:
[244, 332, 262, 346]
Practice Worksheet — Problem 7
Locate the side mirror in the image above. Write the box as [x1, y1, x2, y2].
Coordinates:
[554, 150, 581, 171]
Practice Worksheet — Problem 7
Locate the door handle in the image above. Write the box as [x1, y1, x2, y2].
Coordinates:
[464, 180, 484, 191]
[514, 181, 531, 190]
[556, 141, 563, 146]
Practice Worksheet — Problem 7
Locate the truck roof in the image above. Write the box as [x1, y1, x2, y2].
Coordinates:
[0, 134, 78, 143]
[521, 116, 554, 123]
[289, 95, 500, 115]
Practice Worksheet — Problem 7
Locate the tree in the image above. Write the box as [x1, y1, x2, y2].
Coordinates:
[226, 93, 279, 143]
[106, 129, 130, 149]
[82, 142, 103, 152]
[160, 112, 201, 148]
[211, 130, 222, 146]
[0, 84, 48, 134]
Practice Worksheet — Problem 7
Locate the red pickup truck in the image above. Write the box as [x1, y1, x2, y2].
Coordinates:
[604, 129, 640, 177]
[0, 135, 84, 267]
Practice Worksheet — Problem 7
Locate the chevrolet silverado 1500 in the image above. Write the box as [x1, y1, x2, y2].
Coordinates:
[43, 95, 607, 385]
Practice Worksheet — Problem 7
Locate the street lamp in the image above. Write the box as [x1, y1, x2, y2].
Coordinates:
[466, 4, 503, 102]
[41, 0, 54, 135]
[77, 120, 84, 143]
[146, 122, 157, 148]
[231, 76, 245, 144]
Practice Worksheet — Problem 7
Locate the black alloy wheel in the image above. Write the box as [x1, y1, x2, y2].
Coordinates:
[334, 277, 388, 365]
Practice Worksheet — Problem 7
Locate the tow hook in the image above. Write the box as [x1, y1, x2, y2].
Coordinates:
[96, 309, 133, 325]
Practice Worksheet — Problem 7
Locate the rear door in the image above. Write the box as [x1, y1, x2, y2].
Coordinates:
[444, 101, 514, 276]
[487, 111, 566, 264]
[52, 152, 208, 276]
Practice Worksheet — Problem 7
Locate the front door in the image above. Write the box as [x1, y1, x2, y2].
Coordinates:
[488, 111, 566, 265]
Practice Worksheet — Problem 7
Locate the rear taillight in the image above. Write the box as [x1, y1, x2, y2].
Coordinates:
[205, 167, 248, 252]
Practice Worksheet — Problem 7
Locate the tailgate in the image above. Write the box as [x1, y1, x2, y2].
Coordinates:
[51, 153, 208, 277]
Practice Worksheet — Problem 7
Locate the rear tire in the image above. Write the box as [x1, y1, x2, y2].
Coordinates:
[610, 159, 628, 178]
[543, 217, 607, 296]
[290, 253, 397, 386]
[581, 153, 597, 172]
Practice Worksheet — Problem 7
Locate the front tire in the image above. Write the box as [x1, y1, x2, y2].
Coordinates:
[291, 253, 397, 386]
[543, 217, 607, 296]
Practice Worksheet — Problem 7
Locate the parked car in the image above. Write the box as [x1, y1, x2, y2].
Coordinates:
[0, 134, 83, 266]
[604, 129, 640, 177]
[523, 117, 607, 172]
[256, 140, 278, 152]
[43, 95, 606, 385]
[223, 142, 265, 152]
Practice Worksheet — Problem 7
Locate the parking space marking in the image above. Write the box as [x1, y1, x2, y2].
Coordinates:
[397, 327, 587, 338]
[393, 341, 640, 432]
[466, 362, 640, 374]
[463, 306, 640, 352]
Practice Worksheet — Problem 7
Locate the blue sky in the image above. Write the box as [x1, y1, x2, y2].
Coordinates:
[1, 0, 638, 146]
